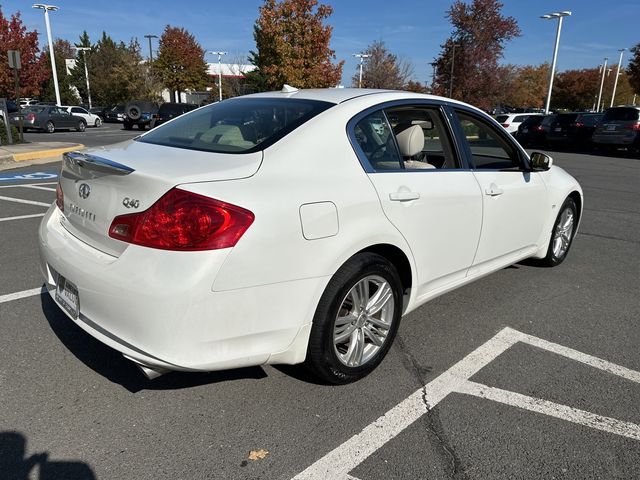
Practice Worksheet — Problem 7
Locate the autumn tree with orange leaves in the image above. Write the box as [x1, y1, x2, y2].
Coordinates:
[154, 26, 208, 102]
[0, 8, 48, 98]
[247, 0, 343, 91]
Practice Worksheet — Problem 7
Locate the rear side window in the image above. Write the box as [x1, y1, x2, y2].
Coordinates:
[602, 108, 639, 122]
[139, 98, 333, 154]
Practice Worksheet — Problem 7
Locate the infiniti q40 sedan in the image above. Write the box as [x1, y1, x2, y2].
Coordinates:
[39, 88, 582, 384]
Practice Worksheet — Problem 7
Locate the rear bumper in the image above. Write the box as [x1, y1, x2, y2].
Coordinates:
[39, 205, 320, 373]
[592, 133, 639, 146]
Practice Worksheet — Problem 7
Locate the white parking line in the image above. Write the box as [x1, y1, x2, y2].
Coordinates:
[0, 213, 46, 222]
[0, 195, 50, 207]
[16, 185, 57, 192]
[292, 327, 640, 480]
[0, 287, 45, 304]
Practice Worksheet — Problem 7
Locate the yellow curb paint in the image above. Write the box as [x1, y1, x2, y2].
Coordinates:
[12, 144, 84, 162]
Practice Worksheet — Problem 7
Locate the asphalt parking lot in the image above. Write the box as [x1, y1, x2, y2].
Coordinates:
[0, 150, 639, 479]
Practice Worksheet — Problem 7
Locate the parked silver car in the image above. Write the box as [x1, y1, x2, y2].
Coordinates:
[591, 106, 640, 154]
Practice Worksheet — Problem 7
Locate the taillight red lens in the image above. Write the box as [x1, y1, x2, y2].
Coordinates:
[501, 123, 510, 128]
[624, 122, 640, 131]
[26, 113, 35, 121]
[108, 188, 254, 251]
[55, 182, 64, 212]
[534, 125, 544, 131]
[570, 122, 584, 128]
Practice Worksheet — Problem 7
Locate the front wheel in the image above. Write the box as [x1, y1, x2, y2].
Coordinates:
[76, 120, 86, 132]
[539, 197, 578, 267]
[46, 121, 55, 133]
[305, 253, 403, 384]
[94, 118, 102, 128]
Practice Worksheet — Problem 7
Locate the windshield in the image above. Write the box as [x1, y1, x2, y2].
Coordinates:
[138, 97, 333, 154]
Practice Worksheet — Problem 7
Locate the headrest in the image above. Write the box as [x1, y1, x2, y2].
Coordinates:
[395, 125, 424, 157]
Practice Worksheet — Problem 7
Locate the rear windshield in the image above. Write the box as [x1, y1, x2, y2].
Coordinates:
[602, 107, 639, 122]
[23, 106, 46, 114]
[138, 98, 333, 154]
[522, 115, 545, 126]
[555, 114, 579, 124]
[576, 114, 603, 126]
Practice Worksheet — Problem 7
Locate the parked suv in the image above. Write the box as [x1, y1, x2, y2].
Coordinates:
[123, 101, 159, 130]
[152, 102, 198, 128]
[592, 106, 640, 154]
[495, 113, 542, 134]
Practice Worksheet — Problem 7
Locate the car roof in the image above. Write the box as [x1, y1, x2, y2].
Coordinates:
[241, 87, 468, 107]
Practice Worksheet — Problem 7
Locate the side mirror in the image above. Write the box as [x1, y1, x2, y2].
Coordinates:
[530, 151, 553, 171]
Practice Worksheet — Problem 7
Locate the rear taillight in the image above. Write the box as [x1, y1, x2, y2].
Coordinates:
[570, 122, 584, 128]
[501, 123, 510, 128]
[624, 122, 640, 131]
[108, 188, 254, 251]
[26, 113, 35, 122]
[534, 125, 544, 131]
[55, 182, 64, 212]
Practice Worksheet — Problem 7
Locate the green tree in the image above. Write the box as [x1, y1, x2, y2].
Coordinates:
[352, 40, 413, 89]
[0, 8, 49, 98]
[432, 0, 520, 110]
[40, 39, 80, 104]
[247, 0, 343, 91]
[626, 43, 640, 97]
[154, 26, 208, 102]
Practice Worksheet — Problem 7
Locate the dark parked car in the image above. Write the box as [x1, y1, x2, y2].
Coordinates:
[546, 112, 603, 149]
[105, 105, 125, 123]
[592, 106, 640, 154]
[152, 102, 198, 128]
[89, 106, 109, 120]
[123, 101, 159, 130]
[0, 99, 20, 124]
[514, 114, 555, 147]
[13, 105, 86, 133]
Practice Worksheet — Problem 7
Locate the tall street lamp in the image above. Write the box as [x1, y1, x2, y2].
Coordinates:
[540, 11, 571, 114]
[352, 53, 370, 88]
[144, 34, 158, 62]
[596, 57, 608, 113]
[610, 48, 626, 108]
[74, 46, 92, 109]
[449, 44, 460, 99]
[209, 51, 227, 101]
[33, 4, 60, 105]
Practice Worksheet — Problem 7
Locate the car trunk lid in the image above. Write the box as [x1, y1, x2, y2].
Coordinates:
[58, 141, 263, 257]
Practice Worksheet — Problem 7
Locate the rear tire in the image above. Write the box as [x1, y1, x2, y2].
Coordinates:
[76, 120, 86, 132]
[538, 197, 578, 267]
[123, 122, 133, 130]
[46, 121, 55, 133]
[304, 253, 403, 384]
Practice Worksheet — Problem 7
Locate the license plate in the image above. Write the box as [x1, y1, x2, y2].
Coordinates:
[55, 275, 80, 318]
[607, 125, 616, 131]
[555, 127, 562, 132]
[522, 128, 529, 133]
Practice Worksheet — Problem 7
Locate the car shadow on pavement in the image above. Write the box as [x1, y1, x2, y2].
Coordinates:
[40, 292, 267, 393]
[0, 431, 95, 480]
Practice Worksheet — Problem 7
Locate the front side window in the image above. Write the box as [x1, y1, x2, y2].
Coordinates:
[139, 98, 333, 154]
[454, 110, 521, 170]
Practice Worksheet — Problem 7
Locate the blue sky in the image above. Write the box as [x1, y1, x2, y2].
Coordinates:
[4, 0, 639, 86]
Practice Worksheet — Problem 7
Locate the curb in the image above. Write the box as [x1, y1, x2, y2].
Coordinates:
[11, 144, 84, 162]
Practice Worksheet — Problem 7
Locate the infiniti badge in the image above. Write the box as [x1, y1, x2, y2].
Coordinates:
[78, 183, 91, 199]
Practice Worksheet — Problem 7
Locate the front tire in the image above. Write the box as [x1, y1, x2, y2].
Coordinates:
[539, 197, 578, 267]
[76, 120, 86, 132]
[94, 118, 102, 127]
[305, 253, 403, 384]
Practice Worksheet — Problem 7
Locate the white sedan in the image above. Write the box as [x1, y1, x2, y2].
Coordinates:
[39, 88, 582, 384]
[60, 106, 103, 127]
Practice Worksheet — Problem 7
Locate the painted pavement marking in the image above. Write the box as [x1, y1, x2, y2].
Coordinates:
[0, 172, 58, 182]
[0, 213, 46, 222]
[0, 195, 50, 207]
[0, 287, 46, 304]
[292, 327, 640, 480]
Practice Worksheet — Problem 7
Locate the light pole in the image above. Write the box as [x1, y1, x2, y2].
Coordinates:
[74, 47, 92, 109]
[540, 11, 571, 114]
[429, 61, 437, 89]
[33, 4, 60, 105]
[144, 34, 158, 62]
[596, 58, 608, 113]
[449, 44, 460, 99]
[610, 48, 626, 108]
[352, 53, 370, 88]
[209, 51, 227, 101]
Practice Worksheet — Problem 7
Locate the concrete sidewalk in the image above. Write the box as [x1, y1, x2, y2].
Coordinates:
[0, 141, 84, 169]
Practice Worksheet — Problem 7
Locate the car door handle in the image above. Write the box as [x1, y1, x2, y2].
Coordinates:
[484, 184, 504, 196]
[389, 191, 420, 202]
